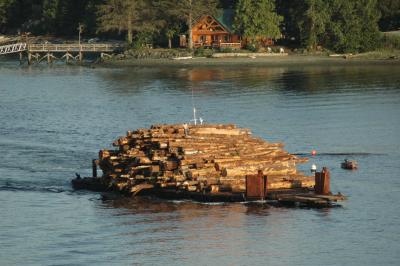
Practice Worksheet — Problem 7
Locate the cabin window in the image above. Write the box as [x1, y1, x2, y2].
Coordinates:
[200, 35, 206, 43]
[212, 35, 219, 42]
[224, 35, 231, 42]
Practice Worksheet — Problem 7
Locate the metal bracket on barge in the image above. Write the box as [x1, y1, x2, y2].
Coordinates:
[71, 123, 346, 208]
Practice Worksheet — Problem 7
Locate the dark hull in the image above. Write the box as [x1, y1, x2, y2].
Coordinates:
[71, 177, 345, 207]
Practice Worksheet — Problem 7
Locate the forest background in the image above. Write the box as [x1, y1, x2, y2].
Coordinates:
[0, 0, 399, 53]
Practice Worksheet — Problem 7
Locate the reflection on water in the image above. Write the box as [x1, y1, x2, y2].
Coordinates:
[0, 61, 399, 265]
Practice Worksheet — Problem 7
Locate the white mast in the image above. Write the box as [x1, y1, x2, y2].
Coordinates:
[190, 86, 198, 125]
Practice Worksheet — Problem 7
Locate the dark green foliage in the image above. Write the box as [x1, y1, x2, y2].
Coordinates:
[245, 43, 257, 52]
[42, 0, 58, 33]
[0, 0, 14, 31]
[193, 46, 214, 57]
[328, 0, 381, 52]
[297, 0, 329, 50]
[381, 33, 400, 49]
[219, 47, 233, 52]
[275, 0, 304, 45]
[294, 0, 381, 52]
[123, 47, 192, 59]
[233, 0, 282, 43]
[131, 31, 154, 49]
[378, 0, 400, 31]
[55, 0, 99, 36]
[0, 0, 395, 53]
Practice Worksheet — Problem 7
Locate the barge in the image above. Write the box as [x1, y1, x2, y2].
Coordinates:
[72, 124, 346, 207]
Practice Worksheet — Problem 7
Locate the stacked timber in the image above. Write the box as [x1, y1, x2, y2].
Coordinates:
[97, 124, 314, 195]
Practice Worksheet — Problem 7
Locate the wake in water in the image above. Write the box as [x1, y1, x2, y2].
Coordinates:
[292, 152, 386, 156]
[0, 179, 66, 193]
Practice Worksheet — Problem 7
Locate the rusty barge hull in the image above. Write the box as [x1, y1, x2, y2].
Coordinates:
[72, 176, 345, 207]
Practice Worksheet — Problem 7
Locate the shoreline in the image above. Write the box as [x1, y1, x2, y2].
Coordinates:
[100, 55, 400, 68]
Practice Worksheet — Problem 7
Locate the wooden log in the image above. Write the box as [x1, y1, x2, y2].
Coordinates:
[131, 183, 154, 196]
[134, 156, 152, 165]
[160, 182, 178, 188]
[187, 168, 219, 179]
[190, 127, 250, 136]
[197, 177, 220, 185]
[173, 175, 186, 182]
[221, 165, 297, 177]
[215, 156, 295, 169]
[99, 149, 110, 160]
[161, 160, 179, 171]
[183, 180, 199, 186]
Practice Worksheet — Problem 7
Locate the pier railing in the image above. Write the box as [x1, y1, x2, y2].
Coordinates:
[0, 42, 121, 55]
[27, 43, 119, 53]
[0, 43, 27, 55]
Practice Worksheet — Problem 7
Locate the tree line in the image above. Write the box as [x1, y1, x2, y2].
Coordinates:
[0, 0, 399, 52]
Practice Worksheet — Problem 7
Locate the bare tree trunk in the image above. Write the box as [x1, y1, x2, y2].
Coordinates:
[168, 38, 172, 49]
[188, 0, 193, 49]
[188, 15, 193, 49]
[309, 20, 315, 50]
[127, 9, 133, 44]
[127, 29, 133, 44]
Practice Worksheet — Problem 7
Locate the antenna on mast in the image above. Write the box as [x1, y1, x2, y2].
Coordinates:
[190, 86, 198, 125]
[192, 107, 197, 125]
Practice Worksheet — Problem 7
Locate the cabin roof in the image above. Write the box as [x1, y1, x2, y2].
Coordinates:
[215, 9, 235, 33]
[193, 9, 235, 34]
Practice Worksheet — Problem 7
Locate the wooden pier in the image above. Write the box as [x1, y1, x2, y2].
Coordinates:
[0, 42, 121, 64]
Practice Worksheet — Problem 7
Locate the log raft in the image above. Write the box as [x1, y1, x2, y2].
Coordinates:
[72, 124, 346, 207]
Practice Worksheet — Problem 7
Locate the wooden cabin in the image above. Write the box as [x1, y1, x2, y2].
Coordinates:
[181, 10, 274, 49]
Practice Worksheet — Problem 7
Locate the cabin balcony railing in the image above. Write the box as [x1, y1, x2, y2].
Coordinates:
[194, 42, 242, 49]
[219, 42, 242, 49]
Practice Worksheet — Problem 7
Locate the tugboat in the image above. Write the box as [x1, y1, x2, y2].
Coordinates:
[341, 159, 358, 170]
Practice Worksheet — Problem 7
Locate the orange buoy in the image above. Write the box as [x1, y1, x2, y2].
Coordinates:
[311, 150, 317, 156]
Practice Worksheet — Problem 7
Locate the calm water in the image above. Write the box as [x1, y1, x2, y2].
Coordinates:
[0, 59, 399, 266]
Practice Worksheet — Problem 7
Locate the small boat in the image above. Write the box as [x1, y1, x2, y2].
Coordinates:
[341, 159, 358, 170]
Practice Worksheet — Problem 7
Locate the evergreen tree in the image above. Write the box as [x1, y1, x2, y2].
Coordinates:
[233, 0, 282, 44]
[55, 0, 93, 36]
[378, 0, 400, 31]
[0, 0, 14, 32]
[82, 0, 103, 36]
[275, 0, 305, 44]
[297, 0, 329, 50]
[42, 0, 58, 33]
[327, 0, 380, 52]
[97, 0, 161, 44]
[97, 0, 143, 44]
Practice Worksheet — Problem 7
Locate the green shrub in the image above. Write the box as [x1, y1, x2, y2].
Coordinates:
[245, 44, 257, 52]
[131, 32, 154, 49]
[271, 47, 281, 53]
[194, 47, 214, 57]
[381, 34, 400, 50]
[123, 48, 192, 59]
[219, 47, 233, 53]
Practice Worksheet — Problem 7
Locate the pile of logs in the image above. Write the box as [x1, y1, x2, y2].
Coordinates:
[97, 124, 314, 195]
